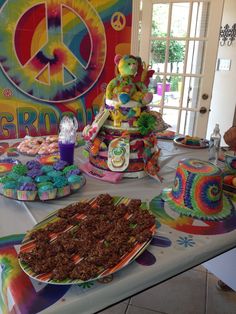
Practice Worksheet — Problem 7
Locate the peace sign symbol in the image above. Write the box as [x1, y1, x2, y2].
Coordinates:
[0, 0, 106, 103]
[111, 12, 126, 31]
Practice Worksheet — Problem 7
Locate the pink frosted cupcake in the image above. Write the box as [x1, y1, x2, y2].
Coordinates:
[17, 182, 37, 201]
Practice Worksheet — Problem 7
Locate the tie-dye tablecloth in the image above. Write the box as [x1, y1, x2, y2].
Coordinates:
[0, 139, 235, 314]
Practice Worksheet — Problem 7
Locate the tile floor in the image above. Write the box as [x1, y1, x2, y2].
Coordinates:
[98, 266, 236, 314]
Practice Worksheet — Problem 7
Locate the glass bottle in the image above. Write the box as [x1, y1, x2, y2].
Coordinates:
[209, 123, 221, 165]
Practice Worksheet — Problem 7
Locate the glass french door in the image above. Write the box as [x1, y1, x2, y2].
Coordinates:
[132, 0, 224, 138]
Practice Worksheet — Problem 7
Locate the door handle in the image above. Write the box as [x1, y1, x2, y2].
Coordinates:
[199, 106, 211, 114]
[202, 93, 209, 100]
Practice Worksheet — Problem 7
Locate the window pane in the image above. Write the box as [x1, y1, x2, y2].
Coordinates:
[186, 40, 205, 74]
[182, 77, 200, 109]
[152, 4, 169, 36]
[190, 2, 209, 38]
[171, 3, 190, 37]
[162, 108, 179, 133]
[168, 40, 185, 74]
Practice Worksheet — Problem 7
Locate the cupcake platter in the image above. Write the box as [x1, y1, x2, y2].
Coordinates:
[0, 160, 86, 201]
[173, 136, 209, 149]
[18, 194, 156, 284]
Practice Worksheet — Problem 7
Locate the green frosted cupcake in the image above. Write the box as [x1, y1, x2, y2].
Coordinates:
[47, 170, 63, 179]
[3, 181, 18, 199]
[34, 175, 50, 183]
[18, 176, 33, 184]
[68, 174, 84, 192]
[41, 165, 54, 174]
[53, 176, 70, 198]
[38, 182, 57, 201]
[62, 165, 78, 175]
[12, 164, 28, 176]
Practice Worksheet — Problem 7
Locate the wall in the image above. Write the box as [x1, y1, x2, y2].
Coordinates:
[0, 0, 133, 139]
[207, 0, 236, 145]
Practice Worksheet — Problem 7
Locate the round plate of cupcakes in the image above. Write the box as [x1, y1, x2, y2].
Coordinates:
[173, 135, 209, 149]
[18, 194, 156, 284]
[0, 159, 86, 201]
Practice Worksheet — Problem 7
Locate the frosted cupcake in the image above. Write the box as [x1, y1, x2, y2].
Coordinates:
[3, 181, 18, 199]
[41, 165, 54, 174]
[68, 174, 84, 192]
[26, 160, 42, 170]
[0, 176, 15, 193]
[38, 182, 57, 201]
[27, 168, 43, 179]
[34, 175, 51, 184]
[53, 176, 70, 198]
[53, 160, 68, 171]
[17, 182, 37, 201]
[18, 176, 33, 185]
[47, 170, 63, 180]
[62, 165, 78, 176]
[12, 164, 28, 176]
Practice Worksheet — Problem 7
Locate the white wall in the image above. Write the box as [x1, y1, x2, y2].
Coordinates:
[207, 0, 236, 146]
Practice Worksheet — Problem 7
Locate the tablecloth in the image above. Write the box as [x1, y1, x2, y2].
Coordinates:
[0, 139, 235, 314]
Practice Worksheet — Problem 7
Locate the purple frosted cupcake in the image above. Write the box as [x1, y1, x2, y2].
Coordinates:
[17, 182, 37, 201]
[53, 160, 68, 171]
[27, 168, 43, 179]
[65, 168, 81, 178]
[26, 160, 42, 170]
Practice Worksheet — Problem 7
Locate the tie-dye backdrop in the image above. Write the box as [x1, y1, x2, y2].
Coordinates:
[0, 0, 132, 139]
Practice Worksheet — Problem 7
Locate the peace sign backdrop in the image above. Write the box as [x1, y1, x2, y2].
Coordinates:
[0, 0, 132, 139]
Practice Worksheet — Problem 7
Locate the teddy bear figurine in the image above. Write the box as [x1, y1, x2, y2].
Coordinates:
[105, 54, 153, 105]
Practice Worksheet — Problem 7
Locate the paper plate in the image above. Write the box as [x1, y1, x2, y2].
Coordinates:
[173, 136, 209, 149]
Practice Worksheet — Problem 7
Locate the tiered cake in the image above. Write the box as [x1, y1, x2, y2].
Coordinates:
[83, 54, 168, 179]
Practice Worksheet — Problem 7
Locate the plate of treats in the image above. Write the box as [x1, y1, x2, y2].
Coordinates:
[0, 160, 85, 201]
[17, 135, 59, 156]
[173, 135, 209, 149]
[18, 194, 156, 284]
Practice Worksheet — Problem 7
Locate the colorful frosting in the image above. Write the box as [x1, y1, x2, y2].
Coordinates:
[47, 170, 63, 178]
[53, 160, 68, 171]
[18, 176, 33, 184]
[41, 165, 54, 173]
[3, 181, 18, 189]
[26, 160, 42, 170]
[62, 165, 78, 175]
[18, 182, 37, 191]
[34, 175, 50, 183]
[162, 159, 233, 221]
[68, 174, 83, 185]
[38, 182, 54, 192]
[12, 164, 28, 176]
[53, 176, 68, 188]
[27, 168, 43, 178]
[65, 168, 81, 177]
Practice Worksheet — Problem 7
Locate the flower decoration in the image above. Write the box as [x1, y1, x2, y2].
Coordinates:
[137, 113, 156, 136]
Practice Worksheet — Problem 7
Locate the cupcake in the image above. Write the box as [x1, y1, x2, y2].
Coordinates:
[62, 165, 78, 176]
[26, 160, 42, 170]
[65, 168, 81, 178]
[41, 165, 54, 174]
[37, 182, 57, 201]
[18, 176, 33, 184]
[12, 164, 28, 176]
[47, 170, 63, 179]
[53, 176, 70, 198]
[27, 168, 43, 179]
[53, 160, 68, 171]
[68, 174, 84, 192]
[3, 181, 18, 199]
[34, 175, 51, 184]
[17, 182, 37, 201]
[0, 175, 16, 192]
